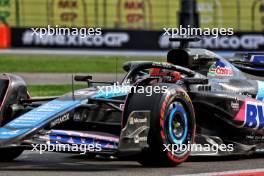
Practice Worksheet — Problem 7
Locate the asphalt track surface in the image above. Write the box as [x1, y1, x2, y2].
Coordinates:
[1, 73, 264, 176]
[18, 73, 125, 85]
[1, 151, 264, 176]
[17, 72, 264, 85]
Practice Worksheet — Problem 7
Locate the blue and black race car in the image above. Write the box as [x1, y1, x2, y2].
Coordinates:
[0, 38, 263, 167]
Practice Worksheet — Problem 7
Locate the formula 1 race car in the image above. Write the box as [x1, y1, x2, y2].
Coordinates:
[0, 38, 263, 167]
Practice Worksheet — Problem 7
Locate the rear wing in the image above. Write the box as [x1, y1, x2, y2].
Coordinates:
[234, 53, 264, 64]
[231, 53, 264, 76]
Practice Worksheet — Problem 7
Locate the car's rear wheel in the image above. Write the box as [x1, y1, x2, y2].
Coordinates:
[0, 148, 24, 162]
[123, 84, 196, 167]
[0, 112, 24, 162]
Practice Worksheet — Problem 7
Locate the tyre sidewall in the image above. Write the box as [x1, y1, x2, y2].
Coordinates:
[147, 86, 196, 165]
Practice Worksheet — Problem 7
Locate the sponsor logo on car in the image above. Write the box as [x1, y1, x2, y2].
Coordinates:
[235, 100, 264, 129]
[244, 101, 264, 129]
[208, 60, 233, 77]
[231, 101, 240, 111]
[129, 117, 147, 125]
[50, 113, 70, 127]
[134, 135, 147, 144]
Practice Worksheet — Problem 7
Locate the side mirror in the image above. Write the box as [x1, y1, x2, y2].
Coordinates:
[74, 75, 92, 87]
[74, 75, 92, 82]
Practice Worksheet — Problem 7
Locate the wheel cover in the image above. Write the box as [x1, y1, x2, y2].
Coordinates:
[168, 103, 188, 144]
[165, 101, 189, 157]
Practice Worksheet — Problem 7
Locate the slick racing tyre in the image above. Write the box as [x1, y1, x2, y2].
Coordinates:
[123, 84, 196, 167]
[0, 148, 24, 161]
[0, 116, 24, 162]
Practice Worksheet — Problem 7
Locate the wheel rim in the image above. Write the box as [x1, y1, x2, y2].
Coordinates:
[168, 102, 188, 145]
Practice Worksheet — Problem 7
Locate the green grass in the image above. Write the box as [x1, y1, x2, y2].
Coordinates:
[1, 55, 164, 96]
[28, 84, 87, 97]
[0, 55, 164, 73]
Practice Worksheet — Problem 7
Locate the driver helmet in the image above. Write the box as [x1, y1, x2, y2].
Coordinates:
[150, 67, 181, 83]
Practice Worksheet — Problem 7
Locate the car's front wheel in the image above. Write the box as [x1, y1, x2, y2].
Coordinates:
[123, 84, 196, 167]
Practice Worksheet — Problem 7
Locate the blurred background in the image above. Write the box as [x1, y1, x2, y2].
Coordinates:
[0, 0, 263, 96]
[0, 0, 263, 31]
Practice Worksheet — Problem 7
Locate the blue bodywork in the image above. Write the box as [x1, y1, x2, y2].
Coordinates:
[0, 99, 86, 142]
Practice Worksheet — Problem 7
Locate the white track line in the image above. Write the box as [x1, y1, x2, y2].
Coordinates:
[173, 168, 264, 176]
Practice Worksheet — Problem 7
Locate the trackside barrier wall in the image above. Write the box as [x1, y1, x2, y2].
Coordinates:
[9, 28, 264, 52]
[0, 25, 10, 48]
